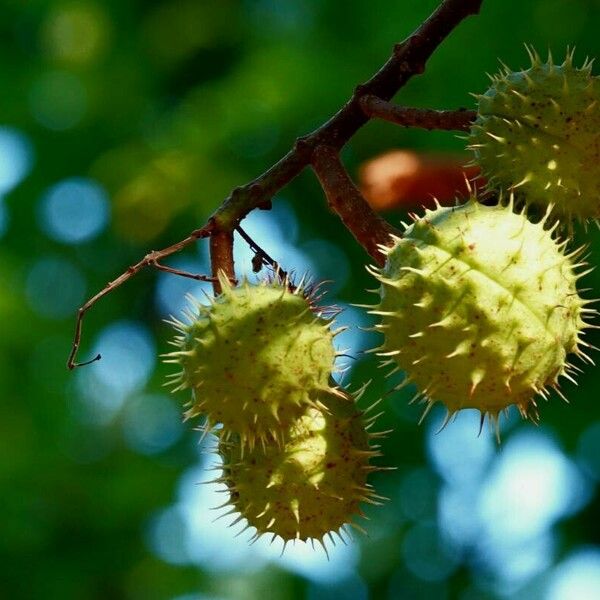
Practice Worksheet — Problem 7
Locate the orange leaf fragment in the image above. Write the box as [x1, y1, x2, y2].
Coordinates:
[359, 150, 483, 211]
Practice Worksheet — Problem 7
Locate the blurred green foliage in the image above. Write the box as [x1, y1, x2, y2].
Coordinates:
[1, 1, 600, 599]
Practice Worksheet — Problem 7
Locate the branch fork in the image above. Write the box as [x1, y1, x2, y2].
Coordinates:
[68, 0, 483, 368]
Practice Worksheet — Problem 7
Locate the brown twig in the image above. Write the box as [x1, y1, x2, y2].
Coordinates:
[67, 0, 483, 368]
[359, 95, 476, 131]
[152, 262, 230, 284]
[235, 225, 289, 282]
[210, 231, 235, 295]
[66, 227, 211, 369]
[210, 0, 483, 233]
[311, 146, 400, 265]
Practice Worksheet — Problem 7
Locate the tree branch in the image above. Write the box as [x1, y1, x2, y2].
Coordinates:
[67, 0, 483, 368]
[210, 231, 235, 295]
[359, 95, 476, 131]
[312, 146, 399, 265]
[152, 262, 228, 284]
[66, 227, 211, 369]
[236, 225, 289, 282]
[211, 0, 482, 232]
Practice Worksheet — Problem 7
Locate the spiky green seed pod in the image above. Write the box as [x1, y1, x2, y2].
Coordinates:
[468, 47, 600, 223]
[216, 389, 384, 548]
[368, 199, 593, 433]
[165, 274, 340, 448]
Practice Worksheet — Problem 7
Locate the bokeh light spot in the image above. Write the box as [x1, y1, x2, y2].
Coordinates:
[547, 548, 600, 600]
[0, 127, 34, 194]
[25, 256, 85, 319]
[478, 430, 590, 544]
[91, 321, 156, 398]
[41, 2, 111, 66]
[122, 394, 183, 455]
[398, 468, 438, 522]
[427, 409, 495, 487]
[29, 71, 87, 131]
[39, 177, 110, 244]
[438, 483, 481, 550]
[73, 321, 156, 426]
[481, 532, 555, 590]
[402, 521, 459, 582]
[147, 506, 190, 566]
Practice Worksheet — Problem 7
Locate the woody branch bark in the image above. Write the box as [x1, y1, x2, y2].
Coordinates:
[210, 0, 483, 235]
[67, 0, 483, 368]
[210, 231, 235, 294]
[66, 229, 221, 369]
[359, 95, 477, 131]
[312, 146, 399, 265]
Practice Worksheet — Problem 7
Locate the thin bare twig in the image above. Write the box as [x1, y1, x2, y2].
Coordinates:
[235, 225, 289, 282]
[311, 146, 400, 265]
[152, 262, 230, 284]
[359, 95, 476, 131]
[66, 226, 212, 369]
[67, 0, 483, 368]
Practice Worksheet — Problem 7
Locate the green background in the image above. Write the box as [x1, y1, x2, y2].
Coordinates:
[1, 1, 600, 598]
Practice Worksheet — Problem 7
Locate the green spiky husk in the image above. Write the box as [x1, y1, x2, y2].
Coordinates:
[218, 389, 382, 544]
[165, 276, 338, 448]
[469, 48, 600, 223]
[370, 200, 591, 423]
